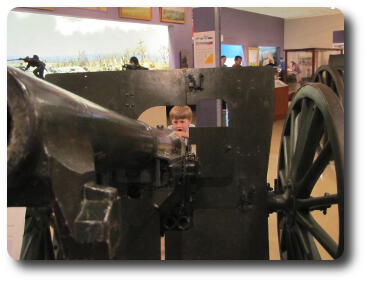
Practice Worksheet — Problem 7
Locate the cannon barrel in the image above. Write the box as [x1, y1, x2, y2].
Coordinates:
[7, 66, 184, 190]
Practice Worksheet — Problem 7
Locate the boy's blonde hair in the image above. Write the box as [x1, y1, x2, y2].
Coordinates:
[169, 106, 193, 121]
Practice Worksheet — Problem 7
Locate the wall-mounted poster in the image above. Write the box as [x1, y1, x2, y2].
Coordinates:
[259, 46, 279, 66]
[193, 31, 216, 68]
[160, 7, 185, 24]
[247, 47, 260, 66]
[119, 8, 152, 21]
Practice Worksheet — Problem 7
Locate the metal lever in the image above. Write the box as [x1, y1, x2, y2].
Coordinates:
[188, 73, 204, 92]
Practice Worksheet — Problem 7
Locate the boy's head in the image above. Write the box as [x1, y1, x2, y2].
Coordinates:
[169, 106, 193, 133]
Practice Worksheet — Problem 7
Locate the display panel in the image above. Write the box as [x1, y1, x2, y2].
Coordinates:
[7, 11, 169, 74]
[287, 50, 313, 83]
[259, 46, 279, 66]
[221, 44, 245, 67]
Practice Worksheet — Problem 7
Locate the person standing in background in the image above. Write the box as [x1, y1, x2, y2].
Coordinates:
[262, 52, 275, 66]
[232, 56, 242, 68]
[278, 57, 286, 81]
[291, 61, 301, 83]
[220, 55, 227, 67]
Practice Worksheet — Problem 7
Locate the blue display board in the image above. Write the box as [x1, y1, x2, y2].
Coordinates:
[221, 44, 245, 67]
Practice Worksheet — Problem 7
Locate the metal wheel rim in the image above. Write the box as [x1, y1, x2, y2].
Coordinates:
[313, 65, 344, 106]
[276, 83, 344, 260]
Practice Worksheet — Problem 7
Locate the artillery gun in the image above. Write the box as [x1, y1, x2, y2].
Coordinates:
[7, 56, 344, 259]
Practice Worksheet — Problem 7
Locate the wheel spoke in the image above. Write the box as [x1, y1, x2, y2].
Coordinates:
[279, 220, 287, 255]
[296, 194, 338, 210]
[286, 227, 296, 259]
[282, 136, 291, 178]
[296, 212, 338, 258]
[326, 72, 332, 86]
[293, 224, 310, 259]
[316, 73, 322, 82]
[279, 169, 286, 188]
[303, 229, 321, 260]
[278, 216, 289, 259]
[296, 142, 332, 197]
[295, 99, 309, 140]
[330, 79, 337, 94]
[291, 103, 324, 182]
[291, 227, 305, 259]
[290, 109, 297, 158]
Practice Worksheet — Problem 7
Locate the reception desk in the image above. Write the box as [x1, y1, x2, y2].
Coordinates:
[274, 80, 289, 121]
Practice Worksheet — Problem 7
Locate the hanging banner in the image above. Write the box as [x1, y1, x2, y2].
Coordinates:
[193, 31, 216, 68]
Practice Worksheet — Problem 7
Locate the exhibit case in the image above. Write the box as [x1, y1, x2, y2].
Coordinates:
[284, 48, 343, 83]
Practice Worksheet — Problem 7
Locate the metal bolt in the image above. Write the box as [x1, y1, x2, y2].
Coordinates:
[322, 192, 330, 215]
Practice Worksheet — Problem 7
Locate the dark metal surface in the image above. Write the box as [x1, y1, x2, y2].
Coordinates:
[9, 65, 275, 260]
[46, 70, 186, 119]
[8, 66, 184, 259]
[165, 208, 269, 260]
[166, 67, 274, 259]
[271, 83, 344, 259]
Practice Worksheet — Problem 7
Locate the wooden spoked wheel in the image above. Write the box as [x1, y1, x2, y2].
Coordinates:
[275, 83, 344, 260]
[313, 65, 344, 106]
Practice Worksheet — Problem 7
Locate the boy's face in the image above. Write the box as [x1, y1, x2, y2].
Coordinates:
[171, 118, 191, 133]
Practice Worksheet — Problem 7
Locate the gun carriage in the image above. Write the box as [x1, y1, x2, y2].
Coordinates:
[7, 56, 344, 259]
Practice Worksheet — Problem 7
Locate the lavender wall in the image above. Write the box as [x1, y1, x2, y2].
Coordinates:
[12, 7, 193, 69]
[221, 8, 284, 55]
[192, 8, 284, 126]
[194, 8, 284, 57]
[193, 7, 215, 32]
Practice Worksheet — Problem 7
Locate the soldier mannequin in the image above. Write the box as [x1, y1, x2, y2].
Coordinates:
[123, 56, 148, 70]
[23, 55, 46, 79]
